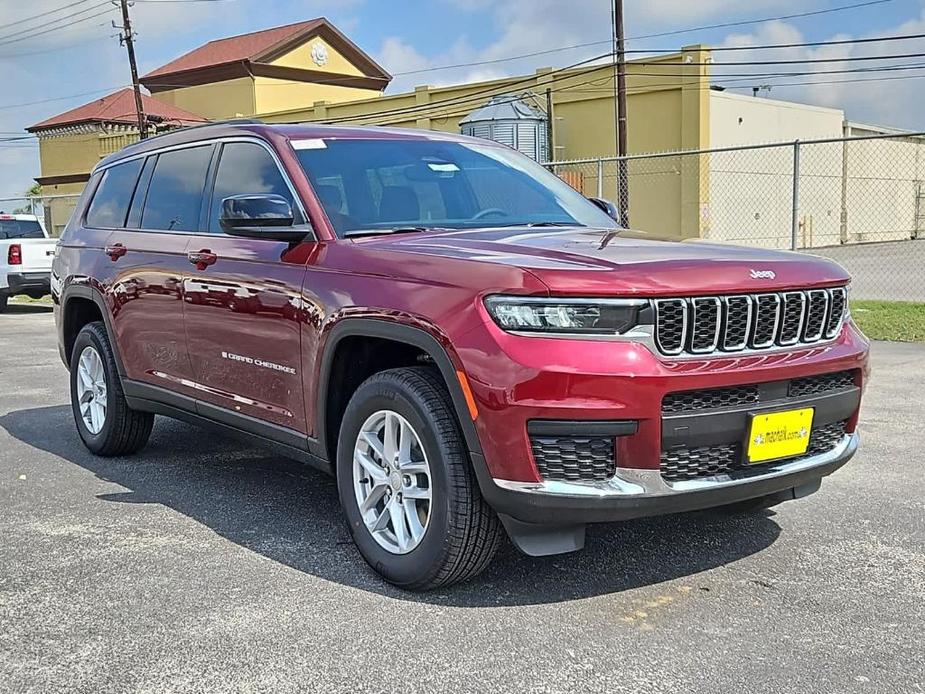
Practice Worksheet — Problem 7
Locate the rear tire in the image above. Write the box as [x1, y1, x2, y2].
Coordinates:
[70, 322, 154, 456]
[336, 367, 502, 590]
[0, 295, 8, 313]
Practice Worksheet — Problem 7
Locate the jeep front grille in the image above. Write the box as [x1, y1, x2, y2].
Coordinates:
[653, 287, 847, 357]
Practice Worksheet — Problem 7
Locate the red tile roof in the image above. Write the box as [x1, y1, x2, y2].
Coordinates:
[143, 19, 324, 79]
[27, 89, 208, 132]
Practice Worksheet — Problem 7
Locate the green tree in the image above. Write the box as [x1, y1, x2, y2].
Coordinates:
[11, 182, 42, 215]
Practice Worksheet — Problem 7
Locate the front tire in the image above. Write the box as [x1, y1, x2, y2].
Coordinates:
[70, 322, 154, 456]
[337, 367, 502, 590]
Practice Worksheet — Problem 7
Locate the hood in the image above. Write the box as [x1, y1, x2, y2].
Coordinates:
[358, 226, 850, 296]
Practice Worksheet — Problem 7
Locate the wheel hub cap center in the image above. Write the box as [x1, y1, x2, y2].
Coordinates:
[389, 471, 402, 491]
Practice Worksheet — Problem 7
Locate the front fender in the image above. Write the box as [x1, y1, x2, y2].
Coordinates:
[313, 316, 484, 463]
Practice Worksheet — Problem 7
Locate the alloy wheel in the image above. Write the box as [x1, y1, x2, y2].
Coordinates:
[352, 410, 432, 554]
[76, 345, 107, 435]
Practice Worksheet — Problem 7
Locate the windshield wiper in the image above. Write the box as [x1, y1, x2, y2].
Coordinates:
[344, 226, 443, 238]
[479, 221, 586, 229]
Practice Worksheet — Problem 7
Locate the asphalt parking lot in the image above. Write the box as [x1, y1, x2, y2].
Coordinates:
[1, 304, 922, 694]
[805, 239, 925, 302]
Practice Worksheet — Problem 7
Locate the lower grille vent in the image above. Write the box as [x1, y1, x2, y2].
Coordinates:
[530, 436, 615, 482]
[663, 370, 858, 415]
[660, 420, 848, 482]
[788, 370, 855, 398]
[662, 384, 760, 414]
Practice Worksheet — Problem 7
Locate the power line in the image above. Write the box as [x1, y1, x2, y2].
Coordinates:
[0, 1, 110, 43]
[625, 0, 894, 42]
[0, 5, 115, 48]
[386, 0, 895, 78]
[315, 48, 925, 127]
[0, 0, 95, 31]
[319, 53, 617, 125]
[0, 87, 126, 112]
[143, 39, 925, 96]
[632, 31, 925, 55]
[360, 60, 925, 127]
[4, 0, 911, 133]
[643, 51, 925, 67]
[0, 35, 110, 59]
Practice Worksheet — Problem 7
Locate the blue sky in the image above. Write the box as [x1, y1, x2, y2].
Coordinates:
[1, 0, 925, 199]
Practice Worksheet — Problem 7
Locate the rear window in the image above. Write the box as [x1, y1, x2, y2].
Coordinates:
[86, 158, 145, 229]
[0, 219, 43, 239]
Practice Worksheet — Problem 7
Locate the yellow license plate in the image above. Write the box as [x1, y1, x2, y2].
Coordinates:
[746, 408, 815, 464]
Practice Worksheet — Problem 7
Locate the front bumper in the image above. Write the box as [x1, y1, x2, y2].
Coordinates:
[475, 431, 857, 525]
[459, 318, 869, 481]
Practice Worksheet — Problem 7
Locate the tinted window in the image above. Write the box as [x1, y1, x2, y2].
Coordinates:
[208, 142, 297, 232]
[0, 219, 43, 239]
[295, 139, 617, 236]
[141, 145, 213, 232]
[126, 156, 157, 229]
[85, 158, 144, 228]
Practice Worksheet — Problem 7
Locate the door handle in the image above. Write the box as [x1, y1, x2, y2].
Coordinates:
[105, 244, 127, 261]
[188, 249, 217, 270]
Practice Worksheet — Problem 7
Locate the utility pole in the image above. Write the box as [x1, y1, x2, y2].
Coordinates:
[612, 0, 629, 227]
[545, 87, 554, 163]
[115, 0, 147, 139]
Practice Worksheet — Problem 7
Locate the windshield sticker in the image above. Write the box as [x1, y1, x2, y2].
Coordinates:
[292, 139, 327, 150]
[427, 162, 460, 172]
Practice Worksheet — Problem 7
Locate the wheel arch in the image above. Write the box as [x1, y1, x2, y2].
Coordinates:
[61, 284, 125, 376]
[315, 318, 484, 465]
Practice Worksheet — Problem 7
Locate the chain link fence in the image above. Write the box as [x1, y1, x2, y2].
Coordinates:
[548, 132, 925, 302]
[2, 134, 924, 301]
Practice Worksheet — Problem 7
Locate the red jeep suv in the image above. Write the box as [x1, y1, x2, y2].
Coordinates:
[52, 122, 869, 589]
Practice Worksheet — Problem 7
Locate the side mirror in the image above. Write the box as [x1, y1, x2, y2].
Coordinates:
[587, 197, 621, 224]
[220, 194, 311, 242]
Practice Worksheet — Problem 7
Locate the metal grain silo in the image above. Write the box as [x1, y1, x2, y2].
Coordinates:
[459, 95, 549, 162]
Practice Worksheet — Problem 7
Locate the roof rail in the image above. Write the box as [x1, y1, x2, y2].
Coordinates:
[142, 117, 265, 142]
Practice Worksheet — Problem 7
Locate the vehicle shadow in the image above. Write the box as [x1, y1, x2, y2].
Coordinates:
[0, 405, 782, 606]
[2, 302, 53, 314]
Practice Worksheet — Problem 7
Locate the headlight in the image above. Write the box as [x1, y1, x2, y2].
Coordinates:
[484, 296, 648, 335]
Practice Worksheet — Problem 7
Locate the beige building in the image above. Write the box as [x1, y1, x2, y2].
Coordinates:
[25, 89, 207, 235]
[140, 17, 391, 120]
[33, 17, 915, 245]
[28, 18, 393, 232]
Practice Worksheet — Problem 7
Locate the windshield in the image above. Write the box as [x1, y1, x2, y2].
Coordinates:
[0, 218, 43, 240]
[293, 138, 618, 236]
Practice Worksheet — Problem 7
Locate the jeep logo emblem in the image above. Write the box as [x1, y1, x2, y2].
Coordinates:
[750, 269, 776, 280]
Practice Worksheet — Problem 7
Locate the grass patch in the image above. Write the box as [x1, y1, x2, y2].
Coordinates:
[851, 300, 925, 342]
[9, 294, 52, 305]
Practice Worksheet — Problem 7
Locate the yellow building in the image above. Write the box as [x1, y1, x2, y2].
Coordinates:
[29, 17, 710, 235]
[140, 18, 391, 120]
[257, 46, 712, 237]
[26, 89, 207, 235]
[28, 18, 392, 232]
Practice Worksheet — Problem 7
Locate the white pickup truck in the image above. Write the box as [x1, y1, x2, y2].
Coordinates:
[0, 213, 56, 312]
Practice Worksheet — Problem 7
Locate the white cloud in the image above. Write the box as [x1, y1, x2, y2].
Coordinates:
[380, 0, 925, 132]
[382, 0, 799, 92]
[713, 12, 925, 130]
[632, 0, 797, 24]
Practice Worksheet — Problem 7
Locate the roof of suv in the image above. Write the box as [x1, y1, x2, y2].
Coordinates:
[95, 121, 492, 171]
